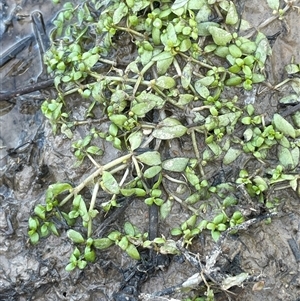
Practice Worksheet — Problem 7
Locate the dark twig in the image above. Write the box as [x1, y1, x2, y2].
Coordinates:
[280, 102, 300, 118]
[287, 238, 300, 262]
[93, 197, 133, 238]
[0, 35, 34, 67]
[0, 78, 54, 102]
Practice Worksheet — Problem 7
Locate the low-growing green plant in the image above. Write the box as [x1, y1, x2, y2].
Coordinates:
[28, 0, 300, 299]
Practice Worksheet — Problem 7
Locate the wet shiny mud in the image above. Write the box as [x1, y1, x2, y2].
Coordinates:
[1, 0, 300, 300]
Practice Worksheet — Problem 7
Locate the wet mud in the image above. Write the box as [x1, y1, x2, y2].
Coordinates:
[1, 0, 300, 300]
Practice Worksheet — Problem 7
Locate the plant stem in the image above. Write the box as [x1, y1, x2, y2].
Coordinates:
[132, 61, 155, 96]
[87, 181, 99, 238]
[115, 26, 146, 38]
[190, 129, 204, 177]
[179, 52, 214, 70]
[59, 153, 132, 207]
[63, 75, 153, 97]
[244, 3, 291, 39]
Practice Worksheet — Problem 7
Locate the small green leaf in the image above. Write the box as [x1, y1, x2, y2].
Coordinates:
[120, 188, 146, 197]
[194, 81, 210, 98]
[225, 76, 242, 86]
[67, 229, 85, 243]
[255, 32, 272, 67]
[279, 94, 299, 105]
[273, 113, 296, 138]
[278, 146, 299, 169]
[153, 118, 187, 140]
[223, 148, 242, 165]
[225, 1, 238, 25]
[84, 54, 99, 68]
[246, 104, 255, 116]
[154, 198, 164, 206]
[46, 183, 72, 199]
[160, 199, 172, 219]
[108, 123, 118, 137]
[109, 114, 127, 129]
[217, 223, 227, 231]
[141, 49, 153, 66]
[84, 248, 96, 262]
[161, 22, 178, 47]
[208, 26, 232, 46]
[171, 227, 183, 236]
[214, 46, 229, 58]
[107, 230, 121, 241]
[179, 38, 192, 51]
[232, 211, 243, 220]
[144, 166, 162, 178]
[206, 222, 216, 230]
[229, 44, 242, 58]
[118, 236, 129, 251]
[252, 73, 265, 83]
[29, 232, 39, 244]
[124, 222, 136, 236]
[136, 91, 165, 108]
[93, 238, 114, 249]
[131, 101, 156, 117]
[289, 178, 298, 191]
[186, 215, 197, 228]
[171, 0, 189, 11]
[126, 244, 140, 260]
[207, 141, 222, 156]
[145, 197, 154, 205]
[77, 260, 87, 269]
[240, 42, 257, 54]
[34, 205, 46, 220]
[253, 176, 268, 191]
[113, 2, 128, 24]
[185, 172, 200, 187]
[86, 146, 103, 155]
[223, 196, 237, 208]
[181, 62, 193, 89]
[62, 75, 72, 82]
[73, 247, 81, 258]
[136, 151, 161, 166]
[49, 222, 59, 236]
[128, 131, 143, 151]
[267, 0, 279, 11]
[40, 224, 49, 237]
[199, 76, 215, 87]
[162, 157, 189, 172]
[285, 64, 300, 75]
[213, 213, 225, 225]
[65, 262, 76, 271]
[61, 123, 73, 139]
[197, 220, 208, 231]
[156, 56, 174, 75]
[101, 171, 120, 194]
[155, 76, 176, 90]
[211, 230, 221, 242]
[197, 21, 218, 36]
[185, 192, 201, 204]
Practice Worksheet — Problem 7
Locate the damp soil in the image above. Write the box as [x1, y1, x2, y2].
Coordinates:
[1, 1, 300, 301]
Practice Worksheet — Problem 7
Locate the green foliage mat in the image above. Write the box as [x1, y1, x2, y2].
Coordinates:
[28, 0, 300, 299]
